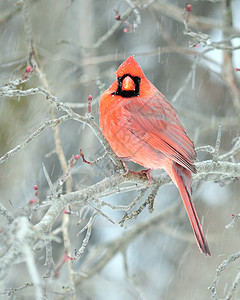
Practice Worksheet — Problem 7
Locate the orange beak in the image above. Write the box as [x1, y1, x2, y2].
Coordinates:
[122, 76, 135, 91]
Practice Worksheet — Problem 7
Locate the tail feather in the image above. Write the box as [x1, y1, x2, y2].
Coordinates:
[171, 163, 211, 256]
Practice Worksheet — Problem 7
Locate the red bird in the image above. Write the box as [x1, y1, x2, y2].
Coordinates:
[99, 56, 210, 256]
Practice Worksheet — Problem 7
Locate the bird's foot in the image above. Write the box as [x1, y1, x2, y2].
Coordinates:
[140, 169, 152, 186]
[129, 169, 152, 186]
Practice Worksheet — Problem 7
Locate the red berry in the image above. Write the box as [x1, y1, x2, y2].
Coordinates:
[33, 185, 38, 190]
[26, 66, 32, 73]
[75, 154, 80, 160]
[186, 4, 192, 12]
[63, 254, 70, 262]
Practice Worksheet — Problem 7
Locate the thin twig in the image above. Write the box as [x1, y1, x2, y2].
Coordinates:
[119, 185, 159, 226]
[225, 268, 240, 300]
[1, 282, 33, 296]
[86, 200, 115, 225]
[42, 163, 57, 195]
[225, 213, 240, 229]
[219, 137, 240, 161]
[209, 252, 240, 299]
[0, 116, 70, 165]
[43, 240, 55, 278]
[69, 213, 97, 261]
[213, 124, 222, 160]
[196, 145, 216, 155]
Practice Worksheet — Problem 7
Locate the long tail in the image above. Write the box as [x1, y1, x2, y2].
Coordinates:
[170, 162, 211, 256]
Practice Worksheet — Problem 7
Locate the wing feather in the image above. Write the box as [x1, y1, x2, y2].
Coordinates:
[122, 91, 197, 173]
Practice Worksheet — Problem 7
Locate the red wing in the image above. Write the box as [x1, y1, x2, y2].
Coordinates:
[122, 91, 197, 173]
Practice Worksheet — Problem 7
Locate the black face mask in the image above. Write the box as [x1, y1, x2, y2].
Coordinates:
[112, 74, 141, 98]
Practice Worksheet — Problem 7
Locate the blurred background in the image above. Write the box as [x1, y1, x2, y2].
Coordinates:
[0, 0, 240, 299]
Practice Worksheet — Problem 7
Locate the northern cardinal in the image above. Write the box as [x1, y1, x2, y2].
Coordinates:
[99, 56, 210, 256]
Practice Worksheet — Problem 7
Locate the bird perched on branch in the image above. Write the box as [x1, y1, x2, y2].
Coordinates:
[99, 56, 210, 256]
